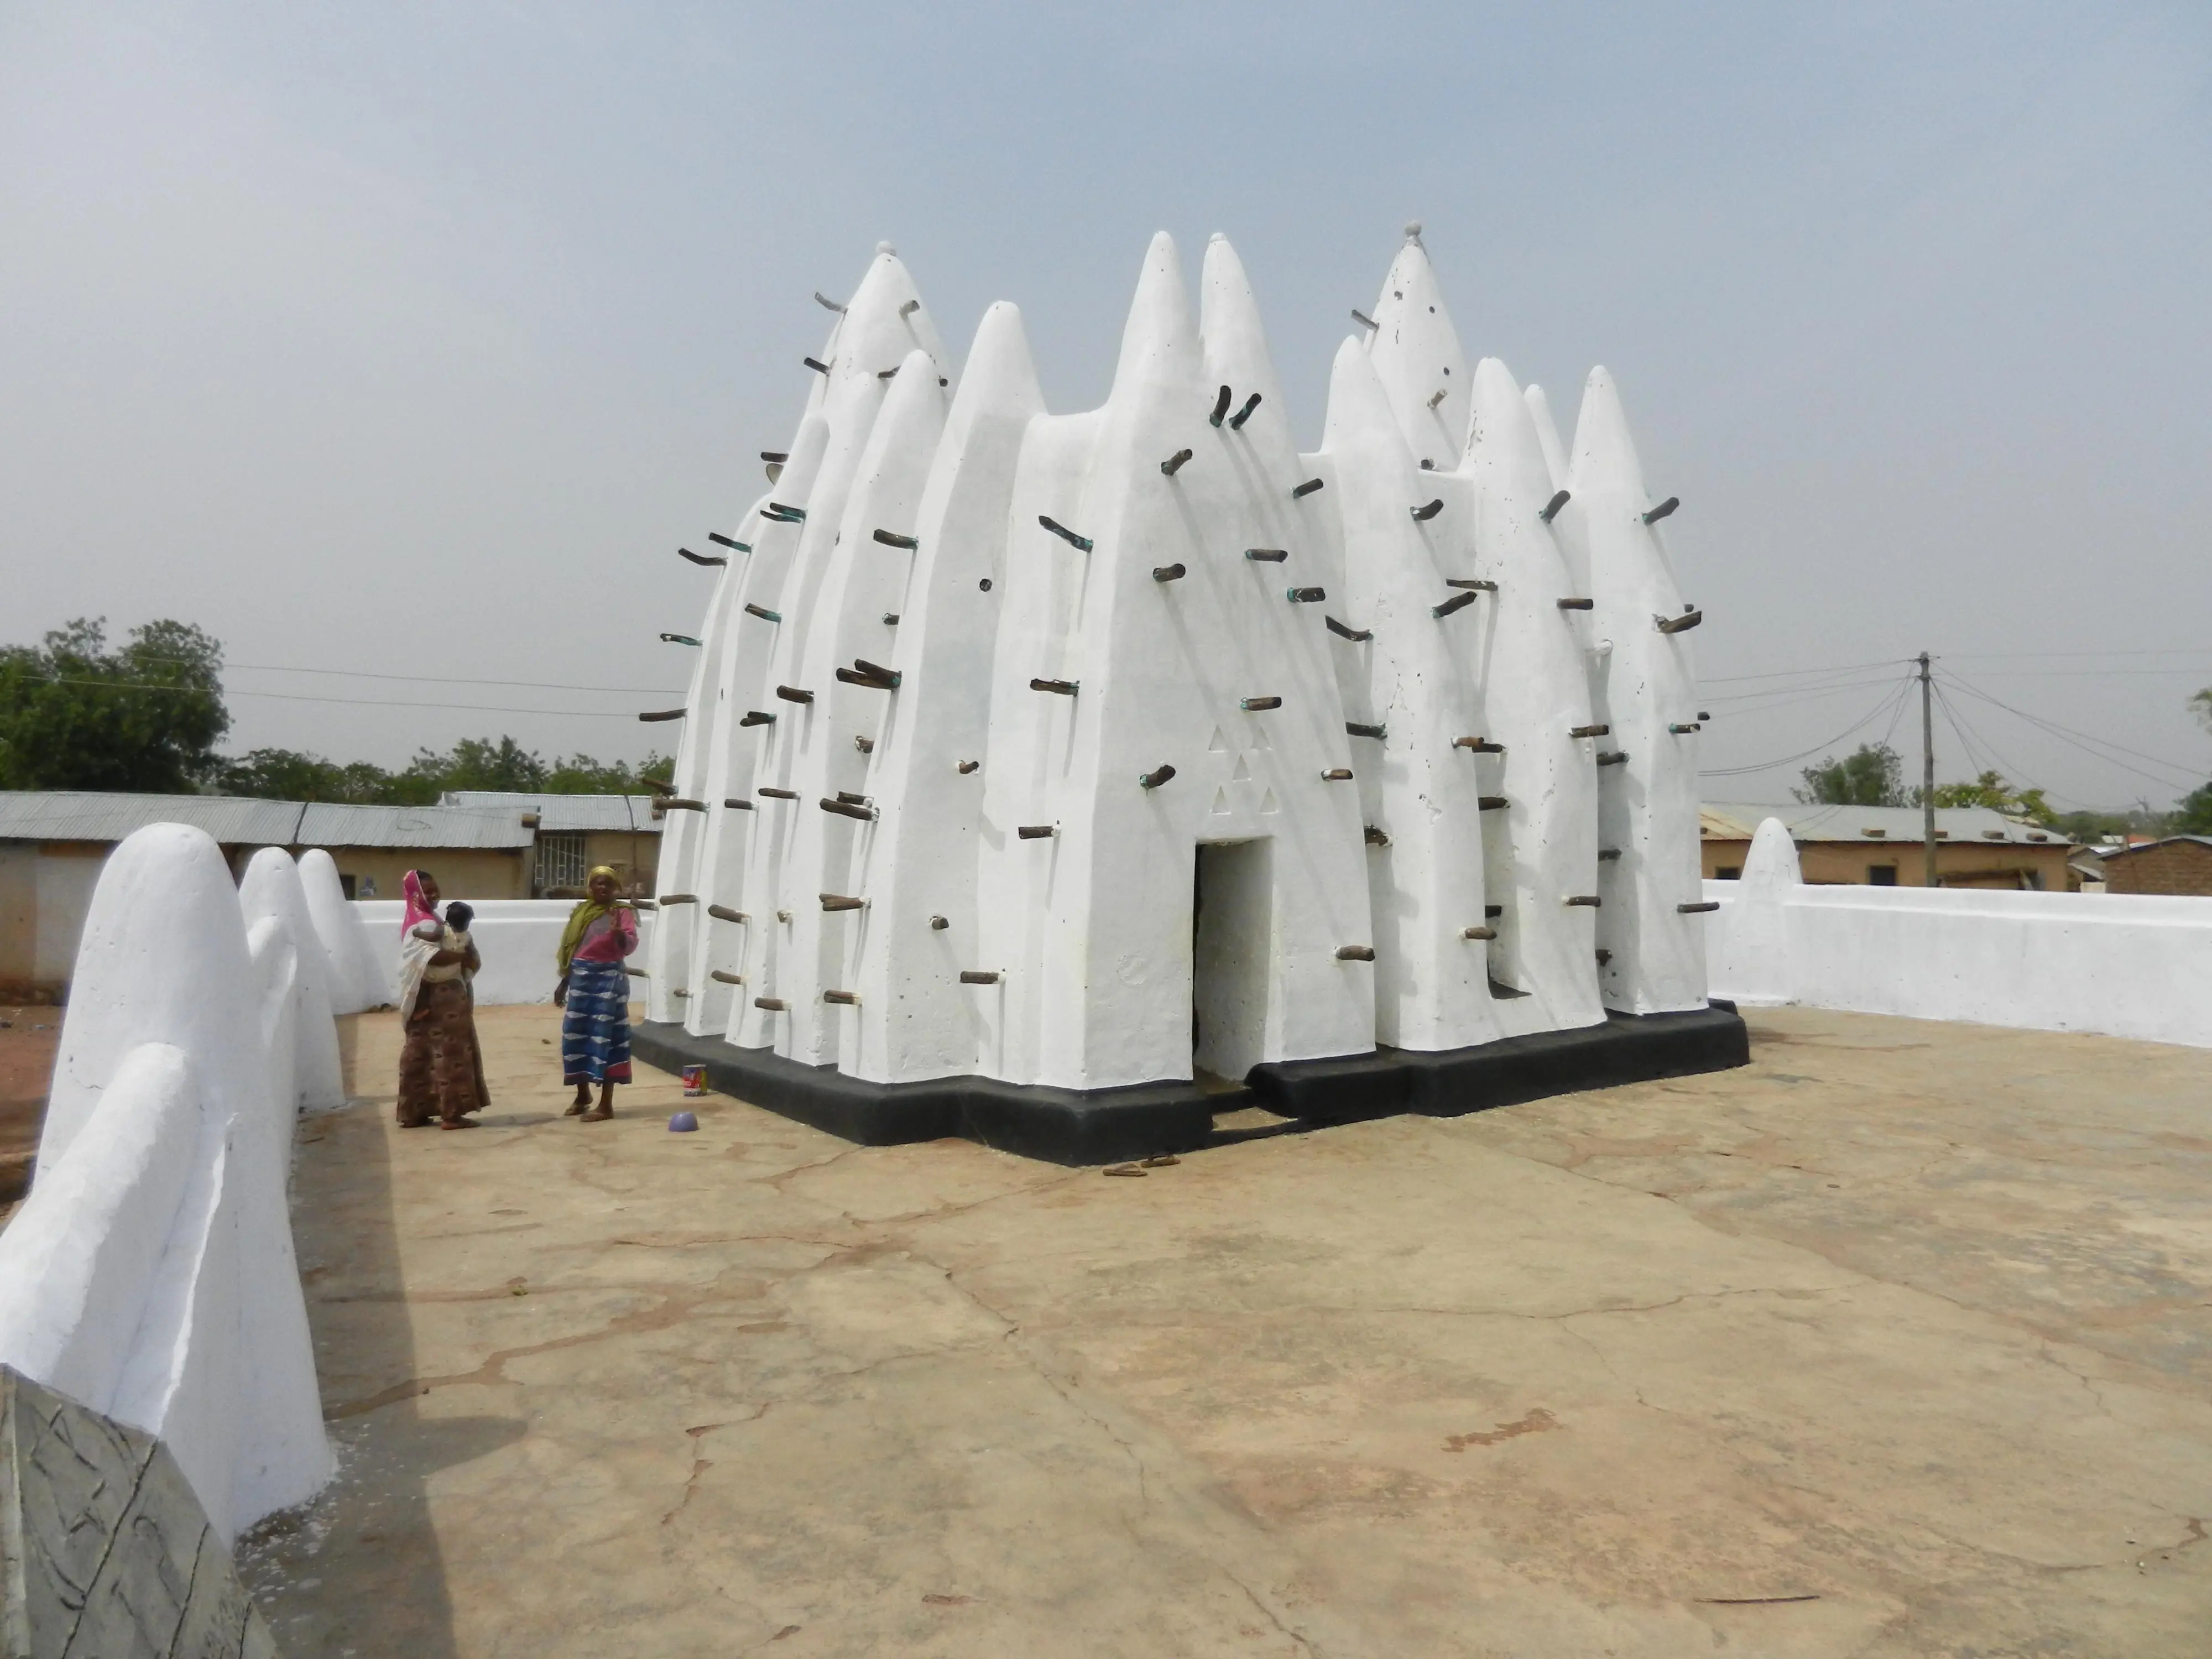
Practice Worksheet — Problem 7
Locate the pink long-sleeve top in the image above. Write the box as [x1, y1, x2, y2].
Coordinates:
[570, 907, 639, 963]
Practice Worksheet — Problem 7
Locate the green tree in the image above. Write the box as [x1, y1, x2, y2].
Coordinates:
[1922, 769, 2055, 825]
[1794, 742, 1905, 806]
[2177, 784, 2212, 836]
[0, 618, 230, 791]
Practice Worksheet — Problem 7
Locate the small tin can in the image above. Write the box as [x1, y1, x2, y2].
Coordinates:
[681, 1064, 707, 1097]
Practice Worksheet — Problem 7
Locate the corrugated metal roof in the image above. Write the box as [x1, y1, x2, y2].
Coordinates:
[298, 802, 534, 849]
[440, 791, 659, 833]
[1702, 802, 2070, 847]
[0, 791, 531, 849]
[2092, 836, 2212, 860]
[0, 791, 309, 845]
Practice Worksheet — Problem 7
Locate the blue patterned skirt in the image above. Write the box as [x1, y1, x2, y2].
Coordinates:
[561, 958, 633, 1084]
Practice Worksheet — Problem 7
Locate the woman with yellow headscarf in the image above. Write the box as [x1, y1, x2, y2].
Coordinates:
[555, 865, 637, 1121]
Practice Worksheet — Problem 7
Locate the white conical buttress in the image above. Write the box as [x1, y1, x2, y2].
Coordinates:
[1364, 229, 1471, 468]
[729, 249, 951, 1055]
[1524, 383, 1570, 495]
[979, 233, 1370, 1088]
[848, 303, 1047, 1082]
[1462, 357, 1604, 1036]
[1319, 338, 1502, 1050]
[1568, 366, 1706, 1013]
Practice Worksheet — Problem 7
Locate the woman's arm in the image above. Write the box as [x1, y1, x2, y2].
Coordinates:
[616, 906, 640, 958]
[463, 941, 482, 973]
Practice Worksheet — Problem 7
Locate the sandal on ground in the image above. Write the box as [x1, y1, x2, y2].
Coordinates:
[440, 1118, 481, 1131]
[564, 1099, 590, 1116]
[580, 1108, 613, 1123]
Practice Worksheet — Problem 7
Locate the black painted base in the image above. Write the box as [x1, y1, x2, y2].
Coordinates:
[631, 1001, 1747, 1167]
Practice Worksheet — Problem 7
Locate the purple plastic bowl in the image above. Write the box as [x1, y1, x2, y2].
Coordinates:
[667, 1110, 700, 1134]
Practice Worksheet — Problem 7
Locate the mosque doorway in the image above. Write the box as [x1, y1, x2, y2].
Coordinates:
[1192, 837, 1272, 1083]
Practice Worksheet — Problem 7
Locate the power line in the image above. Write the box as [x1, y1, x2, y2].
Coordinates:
[1699, 676, 1916, 778]
[1939, 671, 2201, 791]
[11, 675, 677, 719]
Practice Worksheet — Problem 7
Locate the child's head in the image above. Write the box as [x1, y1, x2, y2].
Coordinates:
[444, 901, 475, 933]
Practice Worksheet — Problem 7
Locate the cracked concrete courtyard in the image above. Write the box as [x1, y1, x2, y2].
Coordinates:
[237, 1003, 2212, 1657]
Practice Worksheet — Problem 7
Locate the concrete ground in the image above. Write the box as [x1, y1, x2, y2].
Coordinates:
[236, 1003, 2212, 1657]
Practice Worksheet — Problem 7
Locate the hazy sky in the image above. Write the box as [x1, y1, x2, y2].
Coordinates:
[4, 2, 2208, 808]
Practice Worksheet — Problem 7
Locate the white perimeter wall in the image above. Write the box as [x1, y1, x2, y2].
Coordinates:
[1705, 877, 2212, 1049]
[349, 899, 656, 1007]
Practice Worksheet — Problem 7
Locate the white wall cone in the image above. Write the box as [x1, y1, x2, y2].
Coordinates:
[35, 824, 331, 1532]
[734, 249, 950, 1055]
[296, 847, 378, 1014]
[1319, 338, 1503, 1051]
[1363, 227, 1472, 469]
[1462, 358, 1605, 1036]
[849, 301, 1047, 1083]
[237, 849, 345, 1110]
[1524, 383, 1571, 498]
[1567, 364, 1706, 1013]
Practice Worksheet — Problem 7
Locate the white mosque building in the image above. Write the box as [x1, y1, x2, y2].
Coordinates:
[635, 226, 1743, 1162]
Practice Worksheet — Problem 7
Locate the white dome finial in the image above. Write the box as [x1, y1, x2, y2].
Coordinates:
[1404, 220, 1423, 243]
[877, 241, 896, 257]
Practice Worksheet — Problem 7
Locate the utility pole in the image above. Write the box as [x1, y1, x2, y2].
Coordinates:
[1919, 651, 1938, 888]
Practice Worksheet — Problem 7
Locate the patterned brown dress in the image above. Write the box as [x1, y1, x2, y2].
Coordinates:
[396, 980, 490, 1126]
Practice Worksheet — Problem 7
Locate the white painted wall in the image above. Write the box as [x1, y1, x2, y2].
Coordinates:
[1704, 817, 2212, 1048]
[0, 826, 335, 1541]
[348, 898, 656, 1006]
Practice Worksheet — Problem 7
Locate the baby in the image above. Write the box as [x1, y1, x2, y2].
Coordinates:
[421, 901, 477, 984]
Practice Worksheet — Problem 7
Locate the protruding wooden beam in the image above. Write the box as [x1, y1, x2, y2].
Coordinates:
[1432, 590, 1478, 619]
[821, 893, 865, 910]
[775, 685, 814, 704]
[1326, 617, 1373, 642]
[1345, 721, 1386, 739]
[1229, 392, 1261, 430]
[1291, 478, 1324, 499]
[722, 798, 753, 811]
[1598, 752, 1628, 766]
[745, 603, 781, 622]
[1209, 385, 1233, 427]
[1139, 765, 1176, 789]
[929, 915, 949, 930]
[1154, 563, 1187, 582]
[873, 528, 919, 550]
[1350, 308, 1378, 330]
[1656, 609, 1703, 634]
[1335, 945, 1375, 961]
[1030, 677, 1078, 696]
[1668, 722, 1702, 733]
[737, 711, 776, 728]
[1410, 498, 1443, 522]
[764, 502, 806, 523]
[1570, 723, 1610, 738]
[1039, 515, 1093, 551]
[1462, 925, 1495, 940]
[1539, 489, 1571, 524]
[656, 798, 706, 812]
[1017, 825, 1056, 839]
[707, 532, 749, 551]
[710, 969, 744, 984]
[1364, 826, 1389, 846]
[1321, 768, 1353, 781]
[820, 798, 877, 822]
[1244, 547, 1288, 562]
[1486, 905, 1503, 917]
[757, 786, 797, 800]
[658, 893, 698, 904]
[1161, 448, 1193, 477]
[1453, 737, 1504, 753]
[1557, 597, 1594, 611]
[804, 356, 831, 374]
[1598, 848, 1622, 861]
[708, 905, 748, 923]
[1565, 895, 1602, 907]
[1241, 696, 1282, 711]
[836, 660, 902, 691]
[1444, 577, 1497, 591]
[1287, 586, 1326, 603]
[960, 970, 1000, 985]
[1642, 496, 1679, 524]
[813, 291, 846, 313]
[660, 633, 701, 646]
[1678, 901, 1721, 914]
[854, 735, 874, 754]
[639, 708, 686, 723]
[956, 759, 980, 774]
[760, 450, 789, 464]
[1479, 796, 1507, 810]
[679, 547, 726, 567]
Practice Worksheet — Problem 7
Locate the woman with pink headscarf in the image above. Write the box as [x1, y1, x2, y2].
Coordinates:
[395, 869, 488, 1129]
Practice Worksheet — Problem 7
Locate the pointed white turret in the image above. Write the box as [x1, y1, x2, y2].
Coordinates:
[847, 304, 1047, 1082]
[1565, 367, 1706, 1013]
[1363, 223, 1472, 468]
[1319, 339, 1502, 1051]
[1461, 358, 1604, 1036]
[1524, 383, 1571, 494]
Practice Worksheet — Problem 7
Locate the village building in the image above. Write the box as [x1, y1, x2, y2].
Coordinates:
[0, 790, 660, 999]
[2088, 835, 2212, 896]
[1700, 801, 2075, 889]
